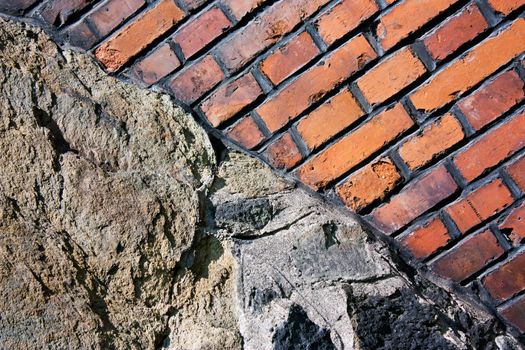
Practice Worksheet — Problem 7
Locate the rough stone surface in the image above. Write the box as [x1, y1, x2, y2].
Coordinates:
[0, 18, 523, 350]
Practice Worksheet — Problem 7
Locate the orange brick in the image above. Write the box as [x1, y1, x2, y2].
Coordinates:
[297, 89, 364, 150]
[227, 116, 265, 149]
[222, 0, 268, 20]
[488, 0, 525, 15]
[508, 155, 525, 192]
[260, 32, 320, 85]
[89, 0, 145, 37]
[257, 35, 376, 133]
[133, 44, 180, 85]
[200, 73, 263, 127]
[398, 114, 464, 170]
[458, 70, 525, 131]
[95, 0, 185, 72]
[173, 7, 232, 59]
[336, 158, 401, 212]
[263, 133, 302, 169]
[371, 165, 458, 234]
[357, 47, 427, 106]
[401, 218, 451, 259]
[297, 104, 413, 189]
[446, 179, 514, 233]
[376, 0, 460, 51]
[410, 19, 525, 113]
[423, 4, 487, 61]
[169, 55, 224, 104]
[500, 295, 525, 333]
[484, 252, 525, 302]
[216, 0, 330, 72]
[315, 0, 378, 45]
[432, 230, 504, 282]
[454, 111, 525, 182]
[500, 203, 525, 245]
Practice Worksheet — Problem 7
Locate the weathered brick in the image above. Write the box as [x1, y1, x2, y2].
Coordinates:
[173, 7, 231, 59]
[180, 0, 208, 10]
[297, 103, 413, 189]
[227, 116, 266, 149]
[371, 165, 458, 234]
[336, 158, 401, 212]
[260, 32, 320, 85]
[89, 0, 145, 37]
[423, 4, 487, 61]
[297, 89, 364, 150]
[488, 0, 525, 15]
[500, 295, 525, 333]
[216, 0, 330, 72]
[458, 70, 525, 131]
[432, 230, 504, 282]
[401, 218, 451, 259]
[500, 203, 525, 245]
[454, 110, 525, 182]
[484, 252, 525, 301]
[446, 179, 514, 233]
[222, 0, 268, 20]
[95, 0, 185, 72]
[398, 114, 464, 170]
[257, 35, 376, 133]
[508, 155, 525, 192]
[66, 21, 98, 49]
[357, 47, 426, 106]
[133, 44, 180, 85]
[376, 0, 460, 51]
[263, 133, 302, 169]
[410, 19, 525, 113]
[169, 55, 224, 104]
[200, 73, 263, 127]
[40, 0, 92, 27]
[315, 0, 378, 45]
[0, 0, 39, 15]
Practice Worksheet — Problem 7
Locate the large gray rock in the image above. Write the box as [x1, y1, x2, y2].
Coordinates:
[0, 17, 522, 350]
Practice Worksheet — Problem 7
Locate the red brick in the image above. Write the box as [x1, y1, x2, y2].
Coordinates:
[222, 0, 269, 20]
[173, 8, 231, 59]
[200, 73, 263, 127]
[257, 35, 376, 133]
[411, 19, 525, 112]
[500, 203, 525, 245]
[336, 158, 402, 212]
[488, 0, 525, 15]
[227, 116, 266, 149]
[297, 103, 413, 189]
[95, 0, 185, 72]
[454, 110, 525, 182]
[500, 295, 525, 333]
[446, 179, 514, 234]
[401, 218, 451, 259]
[169, 55, 224, 104]
[89, 0, 145, 37]
[66, 21, 98, 49]
[432, 230, 504, 282]
[458, 70, 525, 131]
[216, 0, 330, 72]
[398, 114, 464, 170]
[484, 252, 525, 301]
[508, 155, 525, 192]
[376, 0, 460, 51]
[358, 47, 426, 106]
[260, 32, 320, 85]
[133, 44, 180, 85]
[297, 89, 364, 150]
[40, 0, 92, 26]
[0, 0, 39, 15]
[180, 0, 208, 10]
[371, 165, 458, 234]
[315, 0, 378, 45]
[423, 4, 487, 61]
[263, 133, 302, 169]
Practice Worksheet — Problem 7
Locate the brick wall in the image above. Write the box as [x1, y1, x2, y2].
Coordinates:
[2, 0, 525, 337]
